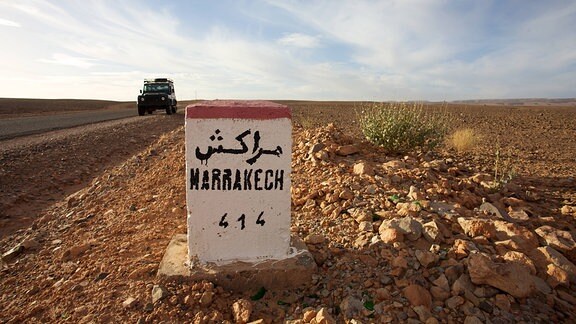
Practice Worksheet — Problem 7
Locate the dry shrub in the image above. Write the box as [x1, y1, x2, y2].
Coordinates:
[358, 102, 451, 154]
[449, 128, 479, 152]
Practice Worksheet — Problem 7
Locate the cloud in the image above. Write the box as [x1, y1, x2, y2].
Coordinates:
[277, 33, 320, 48]
[267, 0, 576, 100]
[0, 0, 575, 101]
[0, 18, 21, 27]
[38, 53, 98, 69]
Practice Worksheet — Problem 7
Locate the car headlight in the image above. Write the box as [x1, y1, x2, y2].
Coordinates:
[161, 97, 165, 101]
[140, 97, 145, 102]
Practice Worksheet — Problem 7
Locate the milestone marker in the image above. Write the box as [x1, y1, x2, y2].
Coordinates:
[158, 100, 315, 291]
[185, 100, 293, 265]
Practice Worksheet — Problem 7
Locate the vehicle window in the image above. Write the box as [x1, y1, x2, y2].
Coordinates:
[144, 84, 171, 93]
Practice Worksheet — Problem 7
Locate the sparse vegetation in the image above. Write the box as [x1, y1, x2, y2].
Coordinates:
[493, 146, 518, 188]
[449, 128, 479, 152]
[358, 102, 450, 153]
[295, 114, 316, 129]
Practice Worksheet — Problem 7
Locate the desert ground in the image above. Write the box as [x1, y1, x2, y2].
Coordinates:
[1, 99, 575, 323]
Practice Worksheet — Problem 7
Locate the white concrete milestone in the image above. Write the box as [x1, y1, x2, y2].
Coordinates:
[185, 100, 292, 265]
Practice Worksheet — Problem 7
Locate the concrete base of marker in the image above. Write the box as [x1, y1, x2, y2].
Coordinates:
[157, 234, 317, 292]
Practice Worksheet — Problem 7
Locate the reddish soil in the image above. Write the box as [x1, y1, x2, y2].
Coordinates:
[1, 100, 575, 323]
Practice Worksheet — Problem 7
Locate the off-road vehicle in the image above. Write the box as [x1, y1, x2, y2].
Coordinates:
[137, 78, 177, 115]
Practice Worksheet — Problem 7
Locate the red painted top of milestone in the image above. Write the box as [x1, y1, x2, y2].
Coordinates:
[186, 100, 291, 120]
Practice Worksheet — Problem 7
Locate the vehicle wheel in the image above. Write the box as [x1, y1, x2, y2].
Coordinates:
[138, 106, 145, 116]
[171, 105, 176, 113]
[166, 107, 172, 115]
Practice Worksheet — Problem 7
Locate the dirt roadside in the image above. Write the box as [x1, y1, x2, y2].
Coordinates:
[0, 112, 184, 239]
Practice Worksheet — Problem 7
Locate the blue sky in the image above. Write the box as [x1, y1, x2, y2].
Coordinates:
[0, 0, 575, 101]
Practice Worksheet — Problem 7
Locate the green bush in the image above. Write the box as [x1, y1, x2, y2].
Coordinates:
[358, 102, 450, 153]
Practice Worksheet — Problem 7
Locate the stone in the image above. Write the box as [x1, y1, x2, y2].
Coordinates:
[0, 257, 7, 270]
[500, 196, 526, 207]
[403, 284, 432, 309]
[452, 239, 478, 259]
[304, 234, 325, 245]
[464, 316, 483, 324]
[2, 244, 24, 262]
[358, 221, 373, 232]
[122, 297, 137, 308]
[493, 294, 511, 311]
[433, 274, 450, 292]
[315, 151, 329, 160]
[392, 255, 409, 269]
[353, 162, 374, 176]
[397, 216, 423, 241]
[546, 263, 570, 288]
[151, 285, 169, 304]
[247, 320, 265, 324]
[172, 235, 317, 292]
[493, 220, 539, 252]
[199, 291, 215, 307]
[428, 201, 457, 216]
[467, 253, 535, 298]
[479, 202, 513, 221]
[354, 209, 373, 223]
[336, 144, 359, 156]
[309, 143, 325, 154]
[302, 309, 316, 322]
[375, 287, 391, 301]
[315, 307, 336, 324]
[452, 274, 475, 296]
[507, 208, 530, 221]
[415, 250, 438, 268]
[127, 264, 156, 280]
[354, 234, 371, 248]
[21, 237, 40, 250]
[61, 243, 92, 261]
[457, 218, 496, 239]
[422, 220, 446, 243]
[478, 300, 493, 314]
[396, 202, 422, 217]
[445, 296, 465, 309]
[560, 205, 575, 215]
[445, 264, 464, 284]
[425, 318, 439, 324]
[232, 299, 253, 324]
[408, 186, 426, 201]
[382, 159, 406, 171]
[339, 296, 364, 319]
[339, 189, 354, 200]
[534, 225, 576, 261]
[557, 290, 576, 305]
[430, 286, 450, 301]
[532, 275, 552, 295]
[380, 275, 393, 285]
[501, 250, 536, 275]
[529, 246, 576, 283]
[413, 305, 432, 322]
[473, 286, 499, 298]
[380, 228, 404, 244]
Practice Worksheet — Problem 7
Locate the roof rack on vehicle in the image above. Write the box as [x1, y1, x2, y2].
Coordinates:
[144, 78, 173, 83]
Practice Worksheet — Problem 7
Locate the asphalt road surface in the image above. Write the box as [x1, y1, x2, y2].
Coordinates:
[0, 109, 138, 140]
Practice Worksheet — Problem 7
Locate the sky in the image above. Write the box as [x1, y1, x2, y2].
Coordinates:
[0, 0, 575, 101]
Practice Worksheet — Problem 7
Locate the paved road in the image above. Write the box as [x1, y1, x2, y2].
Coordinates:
[0, 109, 138, 140]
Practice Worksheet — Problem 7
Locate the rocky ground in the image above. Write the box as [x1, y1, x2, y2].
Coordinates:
[1, 102, 576, 323]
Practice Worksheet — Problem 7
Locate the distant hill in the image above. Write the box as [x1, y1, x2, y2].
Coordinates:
[451, 98, 576, 106]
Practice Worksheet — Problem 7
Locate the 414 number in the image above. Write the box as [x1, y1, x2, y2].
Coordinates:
[219, 211, 265, 230]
